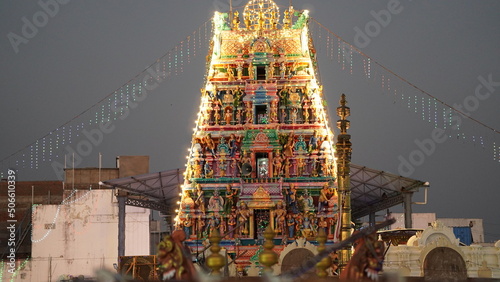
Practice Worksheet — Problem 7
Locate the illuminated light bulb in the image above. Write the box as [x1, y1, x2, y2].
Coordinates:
[178, 193, 182, 196]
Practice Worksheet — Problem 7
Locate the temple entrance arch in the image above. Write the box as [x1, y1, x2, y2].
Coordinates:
[423, 247, 467, 281]
[280, 248, 315, 274]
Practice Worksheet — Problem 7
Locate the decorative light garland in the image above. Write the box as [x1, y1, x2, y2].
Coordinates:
[0, 20, 212, 179]
[31, 187, 92, 243]
[8, 257, 30, 281]
[309, 18, 499, 167]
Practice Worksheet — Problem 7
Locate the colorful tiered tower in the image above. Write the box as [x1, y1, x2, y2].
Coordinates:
[175, 0, 341, 275]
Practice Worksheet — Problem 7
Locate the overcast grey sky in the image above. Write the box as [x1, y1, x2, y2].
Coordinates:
[1, 1, 499, 241]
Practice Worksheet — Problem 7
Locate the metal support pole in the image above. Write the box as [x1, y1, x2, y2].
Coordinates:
[335, 94, 352, 274]
[369, 211, 375, 227]
[403, 192, 413, 228]
[118, 194, 126, 257]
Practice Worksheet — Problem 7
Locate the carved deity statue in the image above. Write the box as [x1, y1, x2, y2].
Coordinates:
[287, 214, 295, 238]
[309, 130, 320, 152]
[299, 189, 315, 213]
[228, 133, 240, 158]
[286, 184, 299, 213]
[284, 158, 291, 178]
[181, 190, 195, 210]
[248, 63, 254, 80]
[218, 157, 227, 177]
[204, 134, 216, 156]
[224, 184, 238, 214]
[214, 109, 221, 125]
[273, 150, 283, 177]
[233, 86, 243, 108]
[193, 160, 202, 178]
[289, 88, 301, 108]
[227, 65, 235, 81]
[224, 108, 233, 125]
[283, 132, 295, 157]
[228, 213, 237, 238]
[274, 201, 287, 235]
[245, 106, 253, 124]
[280, 62, 286, 79]
[267, 63, 274, 80]
[303, 107, 310, 124]
[237, 202, 252, 236]
[182, 215, 193, 238]
[236, 109, 243, 124]
[236, 63, 243, 80]
[279, 86, 289, 108]
[280, 108, 287, 123]
[290, 108, 298, 124]
[296, 157, 305, 176]
[195, 184, 205, 214]
[208, 190, 224, 212]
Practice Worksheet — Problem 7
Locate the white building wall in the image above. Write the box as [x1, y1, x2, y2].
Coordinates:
[7, 189, 150, 281]
[390, 213, 436, 230]
[125, 205, 150, 256]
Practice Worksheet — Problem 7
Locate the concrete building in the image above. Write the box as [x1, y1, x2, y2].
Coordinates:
[1, 156, 152, 281]
[389, 212, 485, 244]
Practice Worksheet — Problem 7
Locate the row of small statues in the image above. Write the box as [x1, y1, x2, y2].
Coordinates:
[187, 132, 334, 179]
[192, 131, 331, 161]
[210, 60, 310, 82]
[177, 209, 339, 241]
[201, 84, 323, 126]
[187, 153, 334, 179]
[229, 6, 304, 31]
[178, 183, 339, 239]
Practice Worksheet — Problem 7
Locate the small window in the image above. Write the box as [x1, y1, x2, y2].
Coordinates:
[255, 105, 268, 124]
[257, 66, 266, 80]
[256, 153, 269, 178]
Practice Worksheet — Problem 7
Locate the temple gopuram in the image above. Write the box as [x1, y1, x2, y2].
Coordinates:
[173, 0, 349, 276]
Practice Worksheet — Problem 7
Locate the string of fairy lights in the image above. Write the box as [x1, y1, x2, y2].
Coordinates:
[309, 18, 500, 163]
[30, 186, 93, 243]
[1, 14, 499, 181]
[0, 257, 30, 281]
[0, 20, 212, 180]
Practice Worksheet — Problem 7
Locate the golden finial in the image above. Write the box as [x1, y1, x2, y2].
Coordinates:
[315, 228, 332, 277]
[336, 93, 351, 134]
[283, 7, 291, 29]
[233, 10, 240, 30]
[206, 229, 225, 275]
[244, 14, 251, 30]
[271, 10, 277, 29]
[259, 225, 278, 274]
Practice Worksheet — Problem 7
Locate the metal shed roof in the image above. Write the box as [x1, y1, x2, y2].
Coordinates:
[103, 164, 427, 217]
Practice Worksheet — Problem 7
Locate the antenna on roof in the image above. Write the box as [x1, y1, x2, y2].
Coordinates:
[230, 0, 233, 28]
